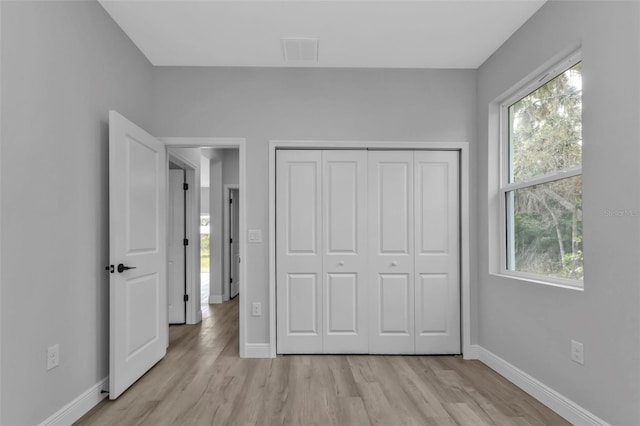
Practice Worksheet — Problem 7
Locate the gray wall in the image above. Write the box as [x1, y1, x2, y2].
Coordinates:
[152, 67, 478, 344]
[0, 1, 153, 424]
[222, 148, 239, 186]
[476, 2, 640, 424]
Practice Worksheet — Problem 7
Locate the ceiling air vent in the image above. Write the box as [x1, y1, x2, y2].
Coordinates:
[282, 38, 319, 62]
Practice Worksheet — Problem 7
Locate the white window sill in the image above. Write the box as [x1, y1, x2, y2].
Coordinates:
[490, 272, 584, 291]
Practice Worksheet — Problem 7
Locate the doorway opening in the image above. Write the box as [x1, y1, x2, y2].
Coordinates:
[164, 139, 247, 358]
[200, 213, 210, 315]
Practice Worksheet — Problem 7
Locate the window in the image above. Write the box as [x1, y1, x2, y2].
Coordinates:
[500, 55, 583, 286]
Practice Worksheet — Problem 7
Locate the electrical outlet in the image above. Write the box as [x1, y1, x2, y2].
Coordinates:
[571, 340, 584, 365]
[47, 344, 59, 370]
[251, 302, 262, 317]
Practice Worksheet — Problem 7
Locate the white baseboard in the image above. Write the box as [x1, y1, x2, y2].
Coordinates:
[209, 295, 223, 304]
[474, 345, 609, 426]
[40, 377, 108, 426]
[244, 343, 273, 358]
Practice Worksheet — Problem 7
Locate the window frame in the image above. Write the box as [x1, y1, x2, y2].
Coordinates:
[498, 51, 583, 288]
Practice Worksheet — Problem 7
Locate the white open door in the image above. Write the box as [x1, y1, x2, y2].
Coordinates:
[109, 111, 167, 399]
[168, 169, 186, 324]
[230, 189, 240, 299]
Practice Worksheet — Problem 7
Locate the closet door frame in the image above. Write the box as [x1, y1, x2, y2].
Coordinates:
[268, 141, 471, 359]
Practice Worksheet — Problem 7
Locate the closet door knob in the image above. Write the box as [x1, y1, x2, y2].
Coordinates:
[391, 260, 398, 267]
[338, 260, 345, 266]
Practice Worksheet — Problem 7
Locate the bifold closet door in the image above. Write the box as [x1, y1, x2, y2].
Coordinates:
[414, 151, 460, 354]
[276, 150, 323, 353]
[368, 150, 460, 355]
[277, 150, 368, 354]
[322, 151, 368, 353]
[368, 151, 415, 354]
[277, 149, 460, 355]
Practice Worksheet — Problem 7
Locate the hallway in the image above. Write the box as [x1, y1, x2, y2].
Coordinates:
[76, 296, 566, 425]
[201, 272, 210, 317]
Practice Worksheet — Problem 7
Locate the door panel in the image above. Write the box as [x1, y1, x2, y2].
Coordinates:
[378, 274, 411, 334]
[126, 274, 160, 354]
[323, 151, 367, 353]
[378, 162, 411, 254]
[276, 151, 323, 353]
[127, 141, 159, 252]
[287, 163, 319, 254]
[417, 274, 448, 333]
[417, 163, 449, 254]
[327, 274, 357, 333]
[109, 111, 166, 399]
[286, 274, 319, 333]
[168, 169, 185, 324]
[368, 151, 414, 354]
[414, 151, 460, 354]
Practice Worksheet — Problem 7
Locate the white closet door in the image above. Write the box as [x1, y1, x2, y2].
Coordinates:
[368, 151, 415, 354]
[276, 150, 323, 353]
[322, 151, 368, 353]
[414, 151, 460, 354]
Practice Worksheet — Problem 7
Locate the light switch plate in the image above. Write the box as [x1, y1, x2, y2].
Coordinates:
[248, 229, 262, 243]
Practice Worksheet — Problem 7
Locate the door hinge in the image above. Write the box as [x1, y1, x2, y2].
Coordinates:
[183, 183, 189, 190]
[183, 294, 189, 302]
[183, 239, 189, 246]
[230, 278, 233, 283]
[229, 238, 233, 244]
[229, 198, 232, 204]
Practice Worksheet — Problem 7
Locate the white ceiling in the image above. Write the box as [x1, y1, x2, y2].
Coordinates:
[98, 0, 545, 69]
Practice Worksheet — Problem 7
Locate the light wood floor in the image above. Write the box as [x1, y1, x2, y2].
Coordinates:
[76, 298, 569, 426]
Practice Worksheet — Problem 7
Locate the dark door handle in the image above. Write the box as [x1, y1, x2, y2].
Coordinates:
[117, 264, 136, 273]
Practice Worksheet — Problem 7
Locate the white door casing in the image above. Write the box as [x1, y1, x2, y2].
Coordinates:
[414, 151, 460, 354]
[168, 169, 186, 324]
[322, 151, 368, 353]
[230, 189, 240, 298]
[368, 151, 415, 354]
[276, 150, 323, 353]
[109, 111, 167, 399]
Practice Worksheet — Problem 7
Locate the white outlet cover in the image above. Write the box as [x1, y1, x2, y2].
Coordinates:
[47, 344, 59, 370]
[251, 302, 262, 316]
[571, 340, 584, 365]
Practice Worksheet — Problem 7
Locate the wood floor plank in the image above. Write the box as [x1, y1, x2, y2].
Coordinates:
[75, 298, 570, 426]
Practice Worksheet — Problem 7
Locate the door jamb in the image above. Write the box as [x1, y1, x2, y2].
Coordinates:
[163, 138, 248, 358]
[167, 149, 200, 325]
[269, 140, 471, 359]
[223, 184, 240, 302]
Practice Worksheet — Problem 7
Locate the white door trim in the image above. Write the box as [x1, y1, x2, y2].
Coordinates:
[163, 137, 248, 358]
[223, 184, 239, 302]
[269, 140, 471, 359]
[167, 150, 199, 325]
